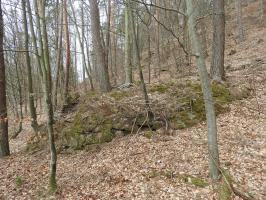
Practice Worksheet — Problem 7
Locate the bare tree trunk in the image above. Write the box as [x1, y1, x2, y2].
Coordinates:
[124, 0, 133, 84]
[155, 0, 161, 79]
[63, 0, 71, 104]
[147, 31, 151, 84]
[186, 0, 220, 180]
[211, 0, 225, 82]
[0, 0, 10, 157]
[12, 59, 23, 138]
[129, 2, 152, 118]
[21, 0, 39, 134]
[105, 0, 111, 72]
[89, 0, 111, 92]
[54, 0, 63, 108]
[34, 0, 57, 192]
[235, 0, 245, 42]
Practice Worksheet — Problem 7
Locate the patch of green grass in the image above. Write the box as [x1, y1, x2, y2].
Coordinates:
[15, 175, 23, 187]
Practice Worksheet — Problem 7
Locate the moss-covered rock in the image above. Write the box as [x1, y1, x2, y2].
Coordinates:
[169, 82, 233, 129]
[98, 124, 114, 143]
[54, 79, 249, 151]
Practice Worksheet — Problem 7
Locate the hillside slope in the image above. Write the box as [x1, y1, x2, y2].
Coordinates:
[1, 2, 266, 200]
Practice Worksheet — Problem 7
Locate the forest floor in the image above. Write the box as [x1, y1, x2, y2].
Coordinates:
[1, 3, 266, 200]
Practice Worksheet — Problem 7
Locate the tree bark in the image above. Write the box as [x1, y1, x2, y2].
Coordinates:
[0, 0, 10, 157]
[89, 0, 111, 92]
[22, 0, 39, 134]
[54, 0, 63, 108]
[63, 0, 71, 104]
[235, 0, 244, 42]
[210, 0, 225, 82]
[124, 0, 133, 84]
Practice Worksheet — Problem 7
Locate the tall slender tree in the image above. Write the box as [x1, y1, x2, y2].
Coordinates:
[34, 0, 57, 192]
[129, 1, 152, 118]
[186, 0, 220, 180]
[54, 0, 64, 108]
[124, 0, 133, 84]
[21, 0, 39, 134]
[0, 0, 10, 157]
[63, 0, 71, 104]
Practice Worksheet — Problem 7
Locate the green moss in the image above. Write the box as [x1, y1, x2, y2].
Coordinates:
[144, 131, 154, 139]
[212, 83, 232, 103]
[85, 134, 98, 145]
[219, 170, 233, 200]
[109, 90, 129, 100]
[148, 170, 160, 178]
[86, 91, 97, 98]
[71, 114, 85, 133]
[147, 170, 174, 179]
[162, 171, 174, 179]
[219, 180, 232, 200]
[183, 175, 208, 188]
[15, 175, 23, 187]
[133, 80, 141, 86]
[150, 84, 169, 93]
[26, 141, 40, 152]
[170, 82, 233, 130]
[98, 124, 114, 143]
[171, 108, 202, 129]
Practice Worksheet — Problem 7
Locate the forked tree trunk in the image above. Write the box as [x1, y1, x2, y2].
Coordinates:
[186, 0, 220, 180]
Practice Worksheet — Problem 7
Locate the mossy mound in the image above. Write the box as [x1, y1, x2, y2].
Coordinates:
[52, 79, 249, 151]
[167, 81, 234, 129]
